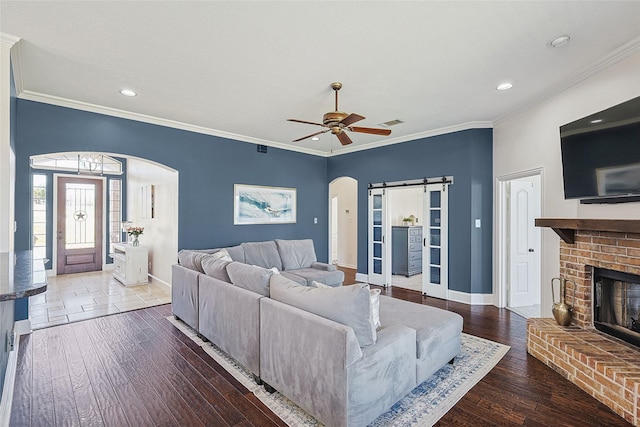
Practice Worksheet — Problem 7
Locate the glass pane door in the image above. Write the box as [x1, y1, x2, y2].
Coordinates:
[65, 182, 96, 249]
[422, 186, 448, 298]
[368, 188, 387, 286]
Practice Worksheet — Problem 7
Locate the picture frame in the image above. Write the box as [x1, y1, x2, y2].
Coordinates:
[234, 184, 296, 225]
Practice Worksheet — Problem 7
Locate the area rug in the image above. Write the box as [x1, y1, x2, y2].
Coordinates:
[167, 316, 510, 426]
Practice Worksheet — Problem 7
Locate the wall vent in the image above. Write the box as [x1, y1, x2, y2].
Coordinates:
[257, 145, 268, 153]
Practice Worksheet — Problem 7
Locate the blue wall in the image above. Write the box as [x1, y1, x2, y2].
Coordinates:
[327, 129, 493, 294]
[14, 100, 329, 318]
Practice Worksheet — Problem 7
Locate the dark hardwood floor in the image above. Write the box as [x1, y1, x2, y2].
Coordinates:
[10, 267, 630, 426]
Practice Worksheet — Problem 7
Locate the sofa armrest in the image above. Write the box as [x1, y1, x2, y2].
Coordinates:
[171, 264, 201, 330]
[311, 261, 337, 272]
[260, 297, 362, 427]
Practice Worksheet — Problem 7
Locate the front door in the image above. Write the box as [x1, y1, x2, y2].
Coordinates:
[56, 177, 103, 274]
[508, 178, 541, 307]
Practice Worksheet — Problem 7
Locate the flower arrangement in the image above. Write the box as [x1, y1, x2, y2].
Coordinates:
[127, 226, 144, 246]
[127, 226, 144, 237]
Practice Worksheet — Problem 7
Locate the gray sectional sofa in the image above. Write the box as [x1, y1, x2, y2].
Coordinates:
[171, 238, 463, 427]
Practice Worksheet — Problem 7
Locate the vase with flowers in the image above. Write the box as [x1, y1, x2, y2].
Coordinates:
[127, 226, 144, 247]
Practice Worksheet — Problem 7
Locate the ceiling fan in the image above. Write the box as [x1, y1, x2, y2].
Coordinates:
[288, 82, 391, 146]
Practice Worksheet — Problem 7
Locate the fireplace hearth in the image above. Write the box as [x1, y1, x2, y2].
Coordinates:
[530, 220, 640, 426]
[594, 267, 640, 347]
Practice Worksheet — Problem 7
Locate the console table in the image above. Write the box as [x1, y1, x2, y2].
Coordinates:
[111, 243, 148, 286]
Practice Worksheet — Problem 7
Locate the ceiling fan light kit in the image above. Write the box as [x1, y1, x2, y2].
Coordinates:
[288, 82, 391, 146]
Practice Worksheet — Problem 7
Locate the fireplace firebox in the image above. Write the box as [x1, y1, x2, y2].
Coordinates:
[593, 267, 640, 347]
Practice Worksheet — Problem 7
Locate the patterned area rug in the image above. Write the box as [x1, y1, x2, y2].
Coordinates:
[168, 316, 510, 426]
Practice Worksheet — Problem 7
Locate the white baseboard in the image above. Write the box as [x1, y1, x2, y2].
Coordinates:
[447, 290, 495, 305]
[103, 264, 115, 271]
[0, 328, 21, 427]
[149, 274, 171, 290]
[355, 273, 368, 283]
[13, 319, 31, 336]
[338, 263, 357, 270]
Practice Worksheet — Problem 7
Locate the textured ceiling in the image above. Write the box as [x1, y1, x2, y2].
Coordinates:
[2, 1, 640, 156]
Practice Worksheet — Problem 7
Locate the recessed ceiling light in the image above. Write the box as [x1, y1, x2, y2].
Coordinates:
[496, 82, 513, 91]
[590, 119, 603, 124]
[119, 89, 137, 97]
[550, 35, 571, 48]
[311, 137, 320, 141]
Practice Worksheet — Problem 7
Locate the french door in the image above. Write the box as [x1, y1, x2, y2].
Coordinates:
[368, 181, 449, 295]
[56, 176, 103, 274]
[368, 188, 387, 286]
[421, 186, 448, 299]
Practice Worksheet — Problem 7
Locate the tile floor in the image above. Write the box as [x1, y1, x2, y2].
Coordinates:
[28, 270, 171, 329]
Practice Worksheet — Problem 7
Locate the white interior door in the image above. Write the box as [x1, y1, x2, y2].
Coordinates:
[422, 185, 448, 298]
[509, 178, 541, 307]
[368, 188, 387, 286]
[330, 196, 338, 264]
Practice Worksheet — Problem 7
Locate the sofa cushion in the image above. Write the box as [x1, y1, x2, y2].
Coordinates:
[285, 268, 344, 287]
[275, 239, 317, 270]
[280, 271, 307, 286]
[225, 245, 245, 263]
[178, 250, 211, 273]
[226, 262, 273, 297]
[201, 254, 232, 283]
[241, 241, 282, 270]
[270, 275, 376, 347]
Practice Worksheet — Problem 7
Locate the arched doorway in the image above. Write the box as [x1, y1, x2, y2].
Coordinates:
[328, 177, 358, 270]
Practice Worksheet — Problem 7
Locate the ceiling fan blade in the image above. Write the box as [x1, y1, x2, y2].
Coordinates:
[340, 113, 366, 127]
[348, 126, 392, 136]
[337, 131, 353, 146]
[287, 118, 326, 127]
[292, 129, 330, 142]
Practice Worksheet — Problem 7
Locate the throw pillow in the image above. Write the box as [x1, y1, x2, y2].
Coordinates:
[226, 262, 273, 297]
[270, 275, 376, 347]
[311, 280, 330, 288]
[201, 256, 232, 283]
[177, 250, 210, 273]
[370, 288, 382, 330]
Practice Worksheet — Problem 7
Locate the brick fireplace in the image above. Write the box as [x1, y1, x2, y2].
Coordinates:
[528, 219, 640, 426]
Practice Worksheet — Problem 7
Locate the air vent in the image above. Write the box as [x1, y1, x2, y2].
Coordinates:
[379, 119, 404, 127]
[257, 145, 268, 153]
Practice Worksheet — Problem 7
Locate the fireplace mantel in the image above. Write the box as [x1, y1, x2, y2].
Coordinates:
[535, 218, 640, 243]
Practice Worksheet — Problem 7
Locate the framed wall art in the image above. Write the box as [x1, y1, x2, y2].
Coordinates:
[234, 184, 296, 225]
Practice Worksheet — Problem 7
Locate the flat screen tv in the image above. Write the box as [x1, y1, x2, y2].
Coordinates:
[560, 96, 640, 203]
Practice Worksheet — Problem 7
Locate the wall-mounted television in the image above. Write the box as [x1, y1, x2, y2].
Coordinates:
[560, 96, 640, 204]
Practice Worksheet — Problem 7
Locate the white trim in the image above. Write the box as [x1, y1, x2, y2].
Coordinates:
[13, 319, 31, 336]
[494, 36, 640, 127]
[494, 168, 544, 309]
[331, 122, 493, 156]
[17, 89, 492, 158]
[103, 263, 115, 271]
[149, 274, 171, 290]
[18, 90, 329, 158]
[0, 33, 20, 47]
[355, 272, 368, 283]
[447, 290, 495, 306]
[338, 263, 357, 270]
[0, 332, 17, 427]
[0, 319, 31, 427]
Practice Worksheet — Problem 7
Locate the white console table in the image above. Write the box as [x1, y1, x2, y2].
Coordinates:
[111, 243, 148, 286]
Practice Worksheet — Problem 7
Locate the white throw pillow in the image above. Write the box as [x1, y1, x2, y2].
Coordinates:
[370, 288, 381, 330]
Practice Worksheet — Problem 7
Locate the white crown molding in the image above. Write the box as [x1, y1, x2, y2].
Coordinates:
[0, 33, 20, 47]
[9, 38, 24, 95]
[494, 35, 640, 127]
[327, 121, 494, 157]
[17, 90, 329, 158]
